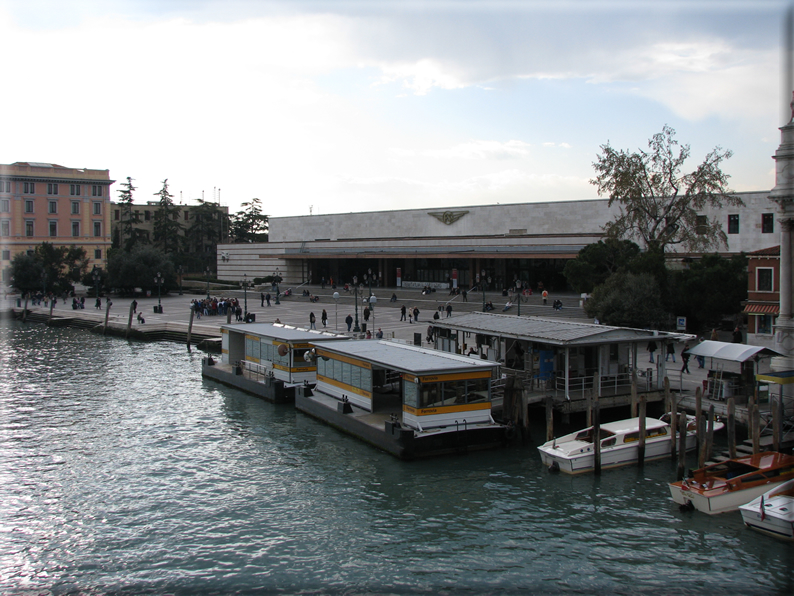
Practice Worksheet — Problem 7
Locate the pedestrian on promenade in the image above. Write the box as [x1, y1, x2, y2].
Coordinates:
[400, 305, 406, 321]
[413, 307, 420, 322]
[345, 314, 353, 332]
[95, 296, 101, 310]
[266, 293, 271, 307]
[647, 340, 657, 363]
[321, 309, 328, 327]
[309, 312, 316, 329]
[542, 290, 548, 305]
[261, 292, 265, 307]
[681, 344, 691, 374]
[446, 304, 452, 318]
[376, 328, 383, 339]
[665, 343, 676, 363]
[132, 299, 138, 314]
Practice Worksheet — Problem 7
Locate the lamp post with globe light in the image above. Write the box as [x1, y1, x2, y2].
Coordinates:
[154, 271, 164, 313]
[333, 291, 339, 330]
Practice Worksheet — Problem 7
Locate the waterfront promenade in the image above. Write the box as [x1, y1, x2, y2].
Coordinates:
[6, 284, 729, 397]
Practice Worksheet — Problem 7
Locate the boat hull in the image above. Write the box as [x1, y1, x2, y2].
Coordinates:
[739, 480, 794, 540]
[538, 434, 696, 475]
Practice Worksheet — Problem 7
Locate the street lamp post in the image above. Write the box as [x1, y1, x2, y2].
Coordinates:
[516, 280, 522, 316]
[92, 265, 101, 302]
[205, 267, 211, 299]
[333, 291, 339, 330]
[178, 265, 184, 296]
[481, 269, 486, 312]
[352, 275, 360, 333]
[240, 274, 252, 321]
[154, 271, 164, 313]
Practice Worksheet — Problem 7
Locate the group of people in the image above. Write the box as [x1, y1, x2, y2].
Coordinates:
[190, 297, 243, 320]
[399, 305, 420, 323]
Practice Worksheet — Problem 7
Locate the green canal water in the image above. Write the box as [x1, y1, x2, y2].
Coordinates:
[0, 320, 791, 595]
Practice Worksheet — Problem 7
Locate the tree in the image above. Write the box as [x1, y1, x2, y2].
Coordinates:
[231, 197, 269, 243]
[563, 239, 640, 294]
[116, 176, 142, 252]
[591, 125, 743, 253]
[584, 272, 667, 328]
[106, 245, 176, 296]
[152, 179, 183, 254]
[183, 199, 230, 271]
[669, 253, 747, 333]
[10, 242, 88, 294]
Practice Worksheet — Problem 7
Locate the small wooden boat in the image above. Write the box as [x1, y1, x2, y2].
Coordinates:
[669, 452, 794, 515]
[537, 416, 715, 475]
[739, 478, 794, 540]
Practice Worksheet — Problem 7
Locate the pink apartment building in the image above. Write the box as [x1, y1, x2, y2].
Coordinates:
[0, 162, 114, 287]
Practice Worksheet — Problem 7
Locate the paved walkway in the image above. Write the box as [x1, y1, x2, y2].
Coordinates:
[7, 284, 737, 398]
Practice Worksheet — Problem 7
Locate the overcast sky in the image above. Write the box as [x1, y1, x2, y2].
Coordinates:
[0, 0, 787, 217]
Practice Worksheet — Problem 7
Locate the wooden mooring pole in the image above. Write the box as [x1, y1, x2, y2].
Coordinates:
[727, 397, 737, 459]
[773, 390, 781, 453]
[22, 297, 29, 322]
[126, 302, 134, 338]
[705, 404, 715, 463]
[695, 386, 702, 454]
[638, 394, 646, 468]
[752, 401, 761, 455]
[103, 301, 111, 336]
[593, 401, 601, 475]
[631, 375, 638, 418]
[187, 308, 195, 352]
[545, 396, 554, 443]
[670, 384, 678, 461]
[677, 411, 688, 481]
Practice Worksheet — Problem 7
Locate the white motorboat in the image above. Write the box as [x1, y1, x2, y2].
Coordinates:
[669, 452, 794, 515]
[537, 416, 715, 475]
[739, 478, 794, 540]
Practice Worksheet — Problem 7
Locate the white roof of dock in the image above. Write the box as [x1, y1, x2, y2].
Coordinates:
[431, 312, 691, 346]
[221, 323, 349, 343]
[311, 339, 499, 374]
[685, 340, 785, 362]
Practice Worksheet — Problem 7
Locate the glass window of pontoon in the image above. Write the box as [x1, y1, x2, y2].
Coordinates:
[467, 378, 490, 403]
[404, 381, 418, 408]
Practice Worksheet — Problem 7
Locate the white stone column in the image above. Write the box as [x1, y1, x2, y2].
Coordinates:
[780, 218, 792, 321]
[770, 123, 794, 366]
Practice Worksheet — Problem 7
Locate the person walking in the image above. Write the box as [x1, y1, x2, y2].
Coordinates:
[376, 328, 383, 339]
[345, 313, 353, 332]
[260, 292, 265, 307]
[266, 293, 271, 307]
[413, 307, 420, 322]
[542, 289, 548, 305]
[445, 303, 452, 318]
[131, 299, 138, 314]
[321, 309, 328, 328]
[681, 344, 691, 374]
[665, 343, 676, 363]
[647, 340, 657, 363]
[309, 312, 316, 330]
[400, 305, 406, 321]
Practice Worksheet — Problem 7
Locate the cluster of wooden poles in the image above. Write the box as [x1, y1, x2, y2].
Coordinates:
[542, 373, 787, 477]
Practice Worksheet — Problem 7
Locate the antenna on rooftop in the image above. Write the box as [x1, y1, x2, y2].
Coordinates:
[309, 205, 313, 215]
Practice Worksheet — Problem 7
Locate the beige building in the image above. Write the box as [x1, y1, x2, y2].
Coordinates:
[217, 191, 780, 291]
[0, 162, 113, 286]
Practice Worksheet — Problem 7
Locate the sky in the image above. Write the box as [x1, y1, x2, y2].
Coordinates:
[0, 0, 788, 218]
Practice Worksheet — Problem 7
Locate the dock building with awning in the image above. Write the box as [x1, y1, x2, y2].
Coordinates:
[296, 339, 505, 459]
[429, 312, 693, 415]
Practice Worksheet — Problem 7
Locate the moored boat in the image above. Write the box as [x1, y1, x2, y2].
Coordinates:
[739, 479, 794, 540]
[669, 452, 794, 515]
[537, 416, 708, 475]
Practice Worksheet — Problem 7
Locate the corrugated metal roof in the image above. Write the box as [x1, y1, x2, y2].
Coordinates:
[431, 312, 690, 346]
[311, 339, 499, 374]
[221, 323, 349, 343]
[685, 340, 785, 362]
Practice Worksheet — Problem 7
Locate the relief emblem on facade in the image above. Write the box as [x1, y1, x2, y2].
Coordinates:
[428, 210, 469, 225]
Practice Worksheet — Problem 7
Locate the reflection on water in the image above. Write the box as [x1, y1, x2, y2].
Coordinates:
[0, 321, 791, 594]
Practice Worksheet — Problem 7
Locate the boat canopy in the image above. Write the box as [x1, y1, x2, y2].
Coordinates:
[685, 340, 785, 362]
